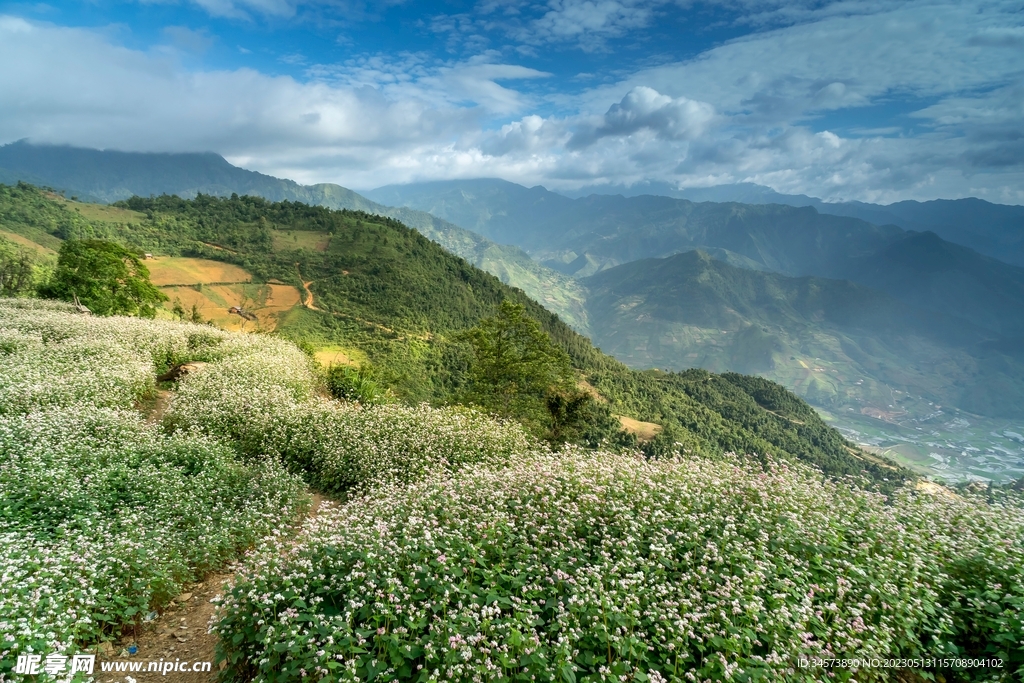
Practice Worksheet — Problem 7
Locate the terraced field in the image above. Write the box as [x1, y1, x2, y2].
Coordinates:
[131, 257, 299, 331]
[160, 282, 302, 331]
[145, 256, 253, 286]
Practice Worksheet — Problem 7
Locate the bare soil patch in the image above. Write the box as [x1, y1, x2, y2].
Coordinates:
[617, 415, 663, 441]
[147, 258, 252, 287]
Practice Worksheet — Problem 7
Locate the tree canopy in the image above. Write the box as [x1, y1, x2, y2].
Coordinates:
[0, 236, 41, 296]
[40, 239, 167, 317]
[462, 301, 575, 429]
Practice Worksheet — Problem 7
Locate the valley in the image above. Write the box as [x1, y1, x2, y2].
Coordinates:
[822, 408, 1024, 483]
[370, 178, 1024, 483]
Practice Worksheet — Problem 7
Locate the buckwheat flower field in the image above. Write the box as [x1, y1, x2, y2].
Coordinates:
[0, 299, 309, 677]
[216, 451, 1024, 683]
[1, 298, 236, 414]
[2, 297, 1023, 683]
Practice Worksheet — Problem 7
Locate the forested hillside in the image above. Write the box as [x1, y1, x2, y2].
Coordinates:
[0, 182, 908, 491]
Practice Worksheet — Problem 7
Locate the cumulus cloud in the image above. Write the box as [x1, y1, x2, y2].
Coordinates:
[568, 87, 715, 149]
[481, 115, 569, 155]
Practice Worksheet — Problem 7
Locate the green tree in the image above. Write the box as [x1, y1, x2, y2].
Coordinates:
[40, 239, 167, 317]
[462, 301, 576, 432]
[0, 237, 41, 296]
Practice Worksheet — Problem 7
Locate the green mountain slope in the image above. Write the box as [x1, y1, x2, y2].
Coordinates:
[0, 142, 589, 332]
[585, 250, 1024, 422]
[1, 182, 909, 491]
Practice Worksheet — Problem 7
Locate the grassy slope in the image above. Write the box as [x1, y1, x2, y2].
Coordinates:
[0, 182, 909, 491]
[585, 250, 1024, 420]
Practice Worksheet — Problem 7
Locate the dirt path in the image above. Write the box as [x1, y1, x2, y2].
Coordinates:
[111, 379, 329, 682]
[302, 280, 319, 310]
[96, 494, 329, 683]
[146, 389, 172, 424]
[95, 574, 229, 683]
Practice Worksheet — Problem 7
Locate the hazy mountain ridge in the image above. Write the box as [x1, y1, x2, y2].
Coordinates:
[562, 180, 1024, 268]
[585, 250, 1024, 420]
[0, 142, 590, 332]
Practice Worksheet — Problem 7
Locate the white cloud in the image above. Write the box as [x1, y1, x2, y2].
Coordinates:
[430, 0, 675, 51]
[2, 0, 1024, 202]
[576, 0, 1024, 120]
[161, 25, 215, 53]
[568, 87, 715, 148]
[0, 18, 448, 164]
[525, 0, 661, 45]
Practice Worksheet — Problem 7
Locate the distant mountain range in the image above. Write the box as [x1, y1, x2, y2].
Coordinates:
[0, 142, 589, 332]
[585, 250, 1024, 419]
[367, 178, 1024, 339]
[557, 180, 1024, 269]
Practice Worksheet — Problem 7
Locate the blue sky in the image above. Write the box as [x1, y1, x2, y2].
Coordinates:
[1, 0, 1022, 202]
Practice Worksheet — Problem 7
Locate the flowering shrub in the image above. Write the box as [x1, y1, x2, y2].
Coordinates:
[215, 451, 1024, 683]
[165, 342, 535, 494]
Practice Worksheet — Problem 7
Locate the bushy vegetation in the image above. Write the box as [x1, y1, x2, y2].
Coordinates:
[214, 450, 1024, 683]
[163, 335, 536, 496]
[0, 234, 48, 296]
[325, 365, 382, 405]
[40, 238, 167, 317]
